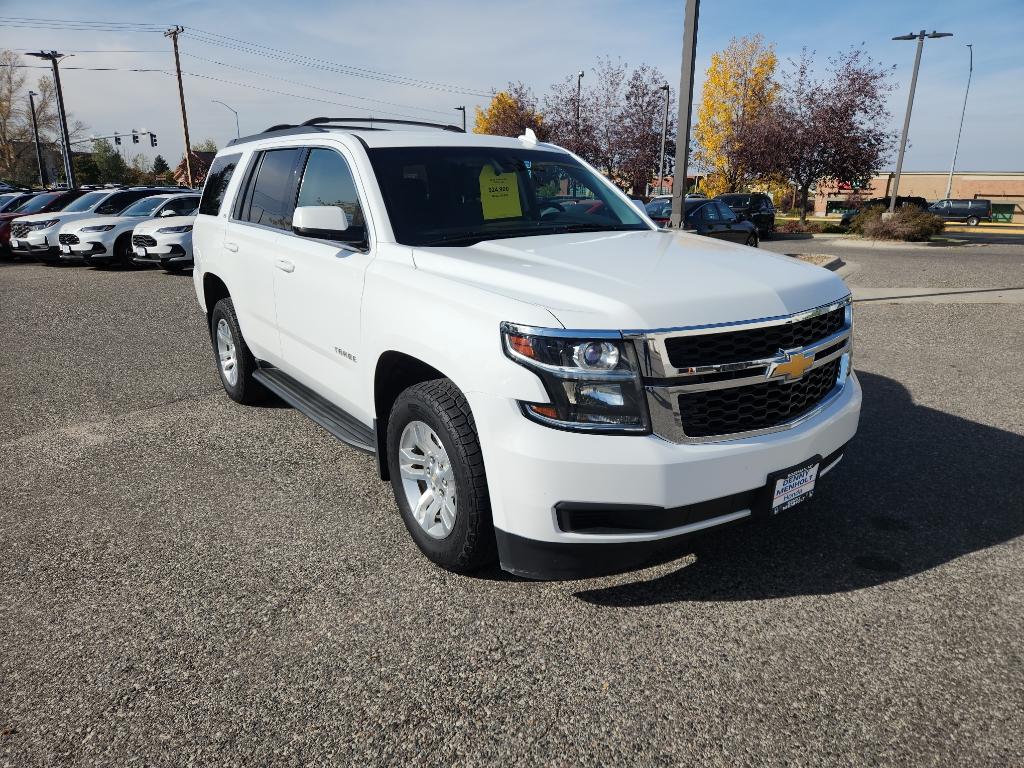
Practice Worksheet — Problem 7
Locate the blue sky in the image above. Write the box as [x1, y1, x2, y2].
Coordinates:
[2, 0, 1021, 173]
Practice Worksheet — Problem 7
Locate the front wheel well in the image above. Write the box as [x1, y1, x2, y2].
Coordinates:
[373, 351, 446, 480]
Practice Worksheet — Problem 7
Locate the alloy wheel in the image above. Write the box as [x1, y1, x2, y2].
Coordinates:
[398, 420, 457, 539]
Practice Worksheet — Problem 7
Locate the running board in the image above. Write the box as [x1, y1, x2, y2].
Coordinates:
[253, 366, 376, 454]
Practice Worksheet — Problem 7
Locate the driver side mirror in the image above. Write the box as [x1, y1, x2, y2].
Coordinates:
[159, 209, 177, 217]
[293, 205, 349, 240]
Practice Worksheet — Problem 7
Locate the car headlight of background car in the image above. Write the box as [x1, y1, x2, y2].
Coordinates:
[155, 225, 193, 234]
[501, 323, 649, 433]
[80, 224, 115, 233]
[30, 219, 60, 230]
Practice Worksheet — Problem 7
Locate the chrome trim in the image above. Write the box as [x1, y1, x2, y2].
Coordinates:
[647, 352, 851, 444]
[625, 295, 852, 380]
[501, 322, 623, 340]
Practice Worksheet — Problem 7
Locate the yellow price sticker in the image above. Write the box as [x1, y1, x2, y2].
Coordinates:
[479, 164, 522, 220]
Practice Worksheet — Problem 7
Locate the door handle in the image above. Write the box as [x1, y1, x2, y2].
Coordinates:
[275, 258, 295, 273]
[224, 241, 238, 253]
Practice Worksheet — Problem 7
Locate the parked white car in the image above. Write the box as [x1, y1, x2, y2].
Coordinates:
[60, 192, 200, 267]
[130, 213, 196, 272]
[10, 187, 177, 263]
[192, 118, 860, 580]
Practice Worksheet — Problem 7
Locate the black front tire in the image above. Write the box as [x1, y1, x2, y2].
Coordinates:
[209, 297, 267, 405]
[745, 233, 759, 248]
[966, 216, 979, 226]
[387, 379, 497, 573]
[114, 234, 135, 268]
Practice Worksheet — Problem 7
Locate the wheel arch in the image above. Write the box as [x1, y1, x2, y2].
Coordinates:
[202, 273, 230, 328]
[372, 350, 450, 480]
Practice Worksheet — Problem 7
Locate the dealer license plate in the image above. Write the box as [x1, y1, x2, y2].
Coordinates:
[10, 239, 20, 248]
[61, 244, 72, 254]
[135, 246, 147, 256]
[772, 462, 819, 514]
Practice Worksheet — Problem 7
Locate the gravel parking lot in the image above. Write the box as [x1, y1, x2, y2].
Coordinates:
[2, 241, 1023, 766]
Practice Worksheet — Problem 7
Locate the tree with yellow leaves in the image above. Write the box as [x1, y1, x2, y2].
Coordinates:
[693, 34, 778, 196]
[474, 82, 548, 139]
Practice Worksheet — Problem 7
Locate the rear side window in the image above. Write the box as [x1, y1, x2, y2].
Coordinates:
[162, 196, 200, 216]
[199, 153, 242, 216]
[296, 148, 367, 244]
[243, 149, 303, 230]
[702, 203, 720, 221]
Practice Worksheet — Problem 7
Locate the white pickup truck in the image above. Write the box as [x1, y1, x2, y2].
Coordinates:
[192, 118, 860, 580]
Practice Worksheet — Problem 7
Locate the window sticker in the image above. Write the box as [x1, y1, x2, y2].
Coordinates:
[479, 164, 522, 220]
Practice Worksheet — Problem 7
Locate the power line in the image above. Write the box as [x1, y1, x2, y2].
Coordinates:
[184, 28, 491, 97]
[181, 51, 455, 117]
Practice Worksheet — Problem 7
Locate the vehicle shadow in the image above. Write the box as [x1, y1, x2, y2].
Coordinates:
[575, 370, 1024, 605]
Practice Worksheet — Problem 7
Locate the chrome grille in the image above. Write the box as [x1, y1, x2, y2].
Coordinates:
[11, 223, 30, 238]
[632, 297, 853, 443]
[132, 234, 157, 247]
[58, 233, 79, 245]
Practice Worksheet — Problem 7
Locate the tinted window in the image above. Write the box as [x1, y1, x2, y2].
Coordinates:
[13, 192, 61, 213]
[296, 148, 367, 244]
[199, 153, 242, 216]
[715, 202, 737, 221]
[120, 196, 164, 217]
[702, 203, 720, 221]
[96, 190, 155, 215]
[718, 194, 751, 207]
[161, 196, 200, 216]
[61, 191, 108, 213]
[245, 149, 302, 230]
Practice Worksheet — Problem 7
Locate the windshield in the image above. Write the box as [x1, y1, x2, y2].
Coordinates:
[366, 146, 649, 247]
[0, 194, 18, 211]
[120, 196, 164, 217]
[61, 191, 108, 213]
[645, 199, 671, 217]
[13, 192, 61, 213]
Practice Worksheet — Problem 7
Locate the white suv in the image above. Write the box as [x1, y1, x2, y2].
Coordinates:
[192, 118, 861, 579]
[59, 192, 199, 267]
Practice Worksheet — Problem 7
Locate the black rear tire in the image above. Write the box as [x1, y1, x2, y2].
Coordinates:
[209, 297, 268, 405]
[387, 379, 497, 573]
[966, 216, 979, 226]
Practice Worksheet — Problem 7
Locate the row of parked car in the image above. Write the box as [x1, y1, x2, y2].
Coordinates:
[0, 186, 198, 271]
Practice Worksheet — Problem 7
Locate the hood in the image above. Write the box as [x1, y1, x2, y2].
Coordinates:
[12, 210, 98, 227]
[411, 229, 849, 330]
[67, 215, 143, 233]
[133, 215, 195, 235]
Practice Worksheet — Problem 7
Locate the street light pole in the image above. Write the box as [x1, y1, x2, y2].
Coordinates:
[670, 0, 700, 227]
[212, 99, 240, 139]
[658, 84, 670, 196]
[26, 51, 75, 188]
[454, 105, 466, 132]
[575, 69, 584, 152]
[888, 30, 952, 214]
[944, 44, 973, 200]
[27, 90, 46, 187]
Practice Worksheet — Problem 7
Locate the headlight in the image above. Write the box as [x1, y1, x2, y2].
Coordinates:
[31, 219, 60, 229]
[501, 323, 649, 433]
[156, 225, 193, 234]
[80, 224, 115, 233]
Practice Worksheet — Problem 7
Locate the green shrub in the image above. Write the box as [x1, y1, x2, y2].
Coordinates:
[853, 206, 944, 241]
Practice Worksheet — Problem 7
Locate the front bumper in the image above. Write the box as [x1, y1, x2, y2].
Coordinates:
[469, 373, 862, 579]
[60, 240, 108, 260]
[10, 234, 59, 261]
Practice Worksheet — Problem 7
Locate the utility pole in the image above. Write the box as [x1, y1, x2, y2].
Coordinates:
[945, 44, 973, 200]
[658, 83, 670, 196]
[27, 90, 46, 187]
[165, 26, 193, 187]
[888, 30, 952, 215]
[454, 105, 466, 132]
[26, 51, 75, 188]
[670, 0, 700, 227]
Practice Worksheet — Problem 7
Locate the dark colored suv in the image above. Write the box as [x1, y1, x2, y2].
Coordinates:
[715, 193, 775, 237]
[928, 198, 992, 226]
[683, 199, 759, 246]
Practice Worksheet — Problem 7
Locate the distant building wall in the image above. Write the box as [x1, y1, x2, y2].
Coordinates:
[815, 172, 1024, 222]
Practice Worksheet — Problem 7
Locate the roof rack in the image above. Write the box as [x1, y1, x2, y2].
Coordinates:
[228, 116, 465, 147]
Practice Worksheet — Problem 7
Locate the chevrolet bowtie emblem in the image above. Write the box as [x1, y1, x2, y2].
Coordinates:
[766, 350, 814, 382]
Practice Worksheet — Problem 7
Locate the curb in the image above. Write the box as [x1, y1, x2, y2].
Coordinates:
[790, 253, 844, 271]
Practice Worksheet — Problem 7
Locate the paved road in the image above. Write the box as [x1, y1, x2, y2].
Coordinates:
[2, 247, 1023, 766]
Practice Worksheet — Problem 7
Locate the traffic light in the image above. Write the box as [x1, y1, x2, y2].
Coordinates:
[149, 133, 157, 147]
[114, 133, 121, 145]
[131, 130, 139, 144]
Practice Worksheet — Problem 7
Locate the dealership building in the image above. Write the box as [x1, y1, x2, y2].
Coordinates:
[815, 171, 1024, 222]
